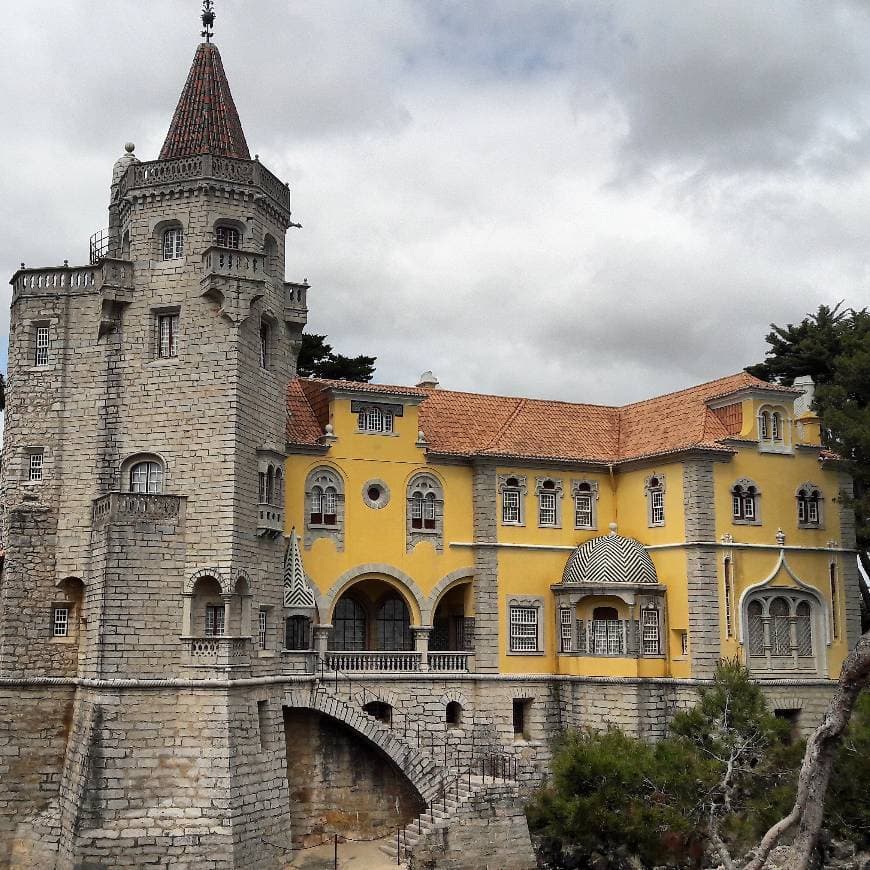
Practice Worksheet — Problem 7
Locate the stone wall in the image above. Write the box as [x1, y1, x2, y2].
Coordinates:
[410, 785, 537, 870]
[471, 463, 499, 672]
[283, 707, 424, 845]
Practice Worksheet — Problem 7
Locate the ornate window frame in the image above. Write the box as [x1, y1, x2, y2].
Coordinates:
[304, 466, 345, 551]
[744, 590, 821, 674]
[535, 477, 563, 528]
[731, 477, 762, 526]
[757, 404, 792, 454]
[406, 472, 445, 552]
[506, 595, 544, 655]
[644, 473, 666, 528]
[571, 479, 599, 530]
[354, 401, 400, 435]
[796, 482, 823, 529]
[498, 475, 528, 527]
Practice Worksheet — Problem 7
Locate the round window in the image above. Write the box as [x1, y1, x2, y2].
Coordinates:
[362, 480, 390, 510]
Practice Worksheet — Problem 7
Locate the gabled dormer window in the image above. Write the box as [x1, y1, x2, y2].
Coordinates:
[758, 405, 790, 452]
[358, 405, 393, 433]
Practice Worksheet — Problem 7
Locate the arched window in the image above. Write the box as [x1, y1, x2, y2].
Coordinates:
[306, 468, 344, 542]
[162, 226, 184, 260]
[285, 615, 311, 651]
[796, 485, 822, 526]
[573, 480, 598, 530]
[501, 477, 523, 525]
[771, 411, 782, 441]
[376, 595, 411, 651]
[731, 479, 760, 523]
[216, 226, 240, 249]
[758, 406, 790, 451]
[446, 701, 463, 727]
[331, 597, 366, 651]
[759, 410, 771, 440]
[745, 592, 818, 672]
[407, 474, 443, 543]
[130, 459, 164, 494]
[591, 606, 624, 656]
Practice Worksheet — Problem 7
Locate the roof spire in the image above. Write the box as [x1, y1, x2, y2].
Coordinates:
[201, 0, 215, 43]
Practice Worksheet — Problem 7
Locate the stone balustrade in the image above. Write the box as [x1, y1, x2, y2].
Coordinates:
[92, 492, 185, 527]
[181, 636, 252, 668]
[326, 651, 422, 672]
[257, 503, 283, 538]
[284, 281, 309, 325]
[427, 651, 471, 672]
[201, 246, 266, 281]
[119, 154, 291, 213]
[12, 258, 134, 298]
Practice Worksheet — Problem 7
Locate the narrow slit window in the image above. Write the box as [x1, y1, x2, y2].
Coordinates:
[156, 313, 179, 359]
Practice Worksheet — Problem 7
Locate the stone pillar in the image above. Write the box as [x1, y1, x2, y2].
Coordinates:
[471, 462, 500, 672]
[222, 594, 235, 637]
[682, 461, 720, 678]
[313, 624, 332, 665]
[412, 626, 432, 671]
[837, 471, 863, 647]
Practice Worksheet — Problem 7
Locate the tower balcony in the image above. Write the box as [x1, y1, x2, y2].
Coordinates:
[181, 636, 252, 670]
[201, 245, 267, 281]
[284, 281, 309, 326]
[11, 257, 134, 301]
[118, 154, 291, 218]
[257, 502, 283, 538]
[92, 492, 186, 529]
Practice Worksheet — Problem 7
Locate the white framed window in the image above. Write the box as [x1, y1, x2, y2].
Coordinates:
[771, 411, 782, 441]
[641, 609, 660, 655]
[502, 489, 520, 524]
[644, 474, 666, 527]
[759, 410, 770, 440]
[205, 604, 225, 637]
[162, 227, 184, 260]
[535, 478, 562, 527]
[559, 607, 573, 653]
[509, 605, 539, 653]
[156, 313, 179, 359]
[216, 226, 240, 249]
[130, 460, 163, 494]
[358, 405, 394, 433]
[796, 485, 822, 527]
[52, 606, 69, 637]
[34, 325, 50, 366]
[538, 490, 556, 526]
[731, 479, 760, 523]
[28, 451, 44, 482]
[258, 609, 268, 650]
[572, 479, 599, 529]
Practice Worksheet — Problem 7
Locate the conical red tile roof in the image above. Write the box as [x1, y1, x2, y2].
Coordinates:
[159, 42, 250, 160]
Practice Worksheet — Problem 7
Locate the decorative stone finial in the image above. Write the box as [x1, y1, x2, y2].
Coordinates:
[775, 528, 786, 546]
[721, 532, 733, 545]
[417, 370, 439, 389]
[124, 142, 135, 154]
[201, 0, 215, 42]
[608, 522, 618, 536]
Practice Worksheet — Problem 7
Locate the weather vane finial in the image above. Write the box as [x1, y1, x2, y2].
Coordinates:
[201, 0, 215, 43]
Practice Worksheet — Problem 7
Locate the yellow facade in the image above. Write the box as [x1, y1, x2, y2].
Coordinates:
[284, 379, 855, 682]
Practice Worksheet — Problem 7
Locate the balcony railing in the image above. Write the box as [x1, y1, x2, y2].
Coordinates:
[427, 651, 470, 672]
[12, 257, 134, 297]
[202, 246, 267, 281]
[257, 503, 283, 538]
[182, 636, 251, 668]
[119, 155, 291, 213]
[92, 492, 184, 527]
[326, 651, 421, 672]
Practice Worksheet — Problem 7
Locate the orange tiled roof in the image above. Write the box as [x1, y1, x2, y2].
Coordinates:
[286, 371, 803, 464]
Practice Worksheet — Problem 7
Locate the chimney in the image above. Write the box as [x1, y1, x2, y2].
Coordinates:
[793, 375, 815, 418]
[416, 371, 439, 389]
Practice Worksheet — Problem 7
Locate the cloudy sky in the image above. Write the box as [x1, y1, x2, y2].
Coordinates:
[2, 1, 870, 405]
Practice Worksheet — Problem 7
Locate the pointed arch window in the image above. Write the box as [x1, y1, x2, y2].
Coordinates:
[744, 591, 819, 673]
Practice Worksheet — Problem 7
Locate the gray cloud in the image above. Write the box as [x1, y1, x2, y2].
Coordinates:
[2, 1, 869, 409]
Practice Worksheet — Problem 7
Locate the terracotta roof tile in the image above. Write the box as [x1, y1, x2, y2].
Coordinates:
[287, 380, 324, 445]
[160, 43, 250, 161]
[286, 372, 797, 463]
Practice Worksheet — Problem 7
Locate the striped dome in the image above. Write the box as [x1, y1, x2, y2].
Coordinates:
[562, 531, 658, 585]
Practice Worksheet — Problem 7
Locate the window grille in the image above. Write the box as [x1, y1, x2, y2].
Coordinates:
[52, 606, 69, 637]
[650, 489, 664, 525]
[28, 452, 44, 482]
[771, 412, 782, 441]
[376, 596, 412, 651]
[509, 606, 538, 652]
[502, 489, 520, 524]
[130, 460, 163, 494]
[743, 490, 756, 520]
[559, 608, 573, 653]
[34, 325, 50, 366]
[258, 610, 267, 650]
[323, 487, 337, 524]
[770, 597, 791, 656]
[723, 558, 734, 638]
[574, 493, 593, 528]
[759, 411, 770, 440]
[797, 493, 807, 523]
[162, 227, 184, 260]
[358, 405, 394, 433]
[410, 492, 423, 528]
[157, 313, 179, 358]
[748, 601, 764, 655]
[216, 226, 240, 249]
[796, 601, 813, 656]
[205, 604, 225, 637]
[641, 609, 660, 655]
[539, 491, 556, 526]
[591, 619, 624, 655]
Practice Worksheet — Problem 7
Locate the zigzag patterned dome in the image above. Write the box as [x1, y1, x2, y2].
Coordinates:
[562, 528, 658, 585]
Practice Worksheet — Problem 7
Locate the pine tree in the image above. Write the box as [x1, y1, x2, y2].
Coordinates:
[296, 333, 376, 382]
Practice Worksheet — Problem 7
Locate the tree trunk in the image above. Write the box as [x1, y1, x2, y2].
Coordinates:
[744, 631, 870, 870]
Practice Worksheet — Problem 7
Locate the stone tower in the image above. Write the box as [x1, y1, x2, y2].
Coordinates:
[0, 22, 307, 867]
